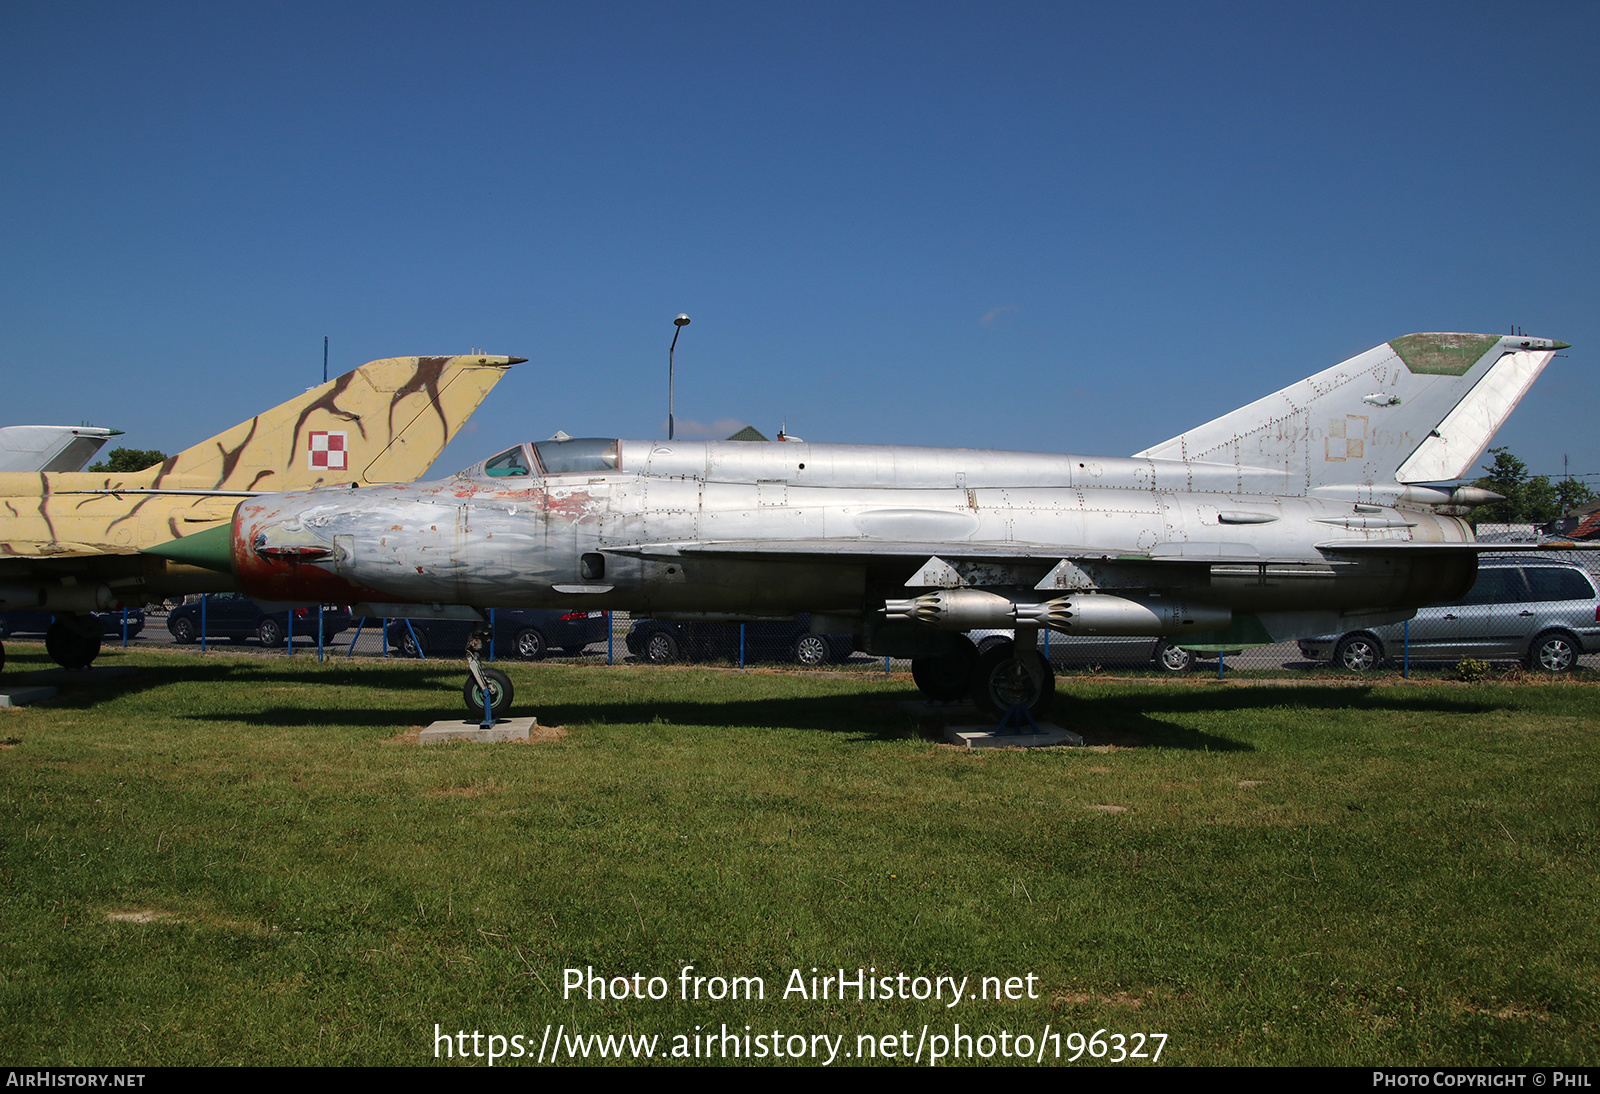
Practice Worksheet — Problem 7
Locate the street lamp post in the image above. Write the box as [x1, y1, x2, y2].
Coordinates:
[668, 314, 690, 440]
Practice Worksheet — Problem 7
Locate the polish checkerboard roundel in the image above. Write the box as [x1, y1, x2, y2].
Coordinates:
[307, 431, 348, 471]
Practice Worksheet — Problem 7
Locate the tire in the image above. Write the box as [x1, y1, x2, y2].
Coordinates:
[911, 634, 979, 702]
[463, 666, 514, 719]
[170, 616, 197, 644]
[793, 633, 829, 666]
[1528, 631, 1578, 673]
[514, 628, 547, 661]
[1154, 641, 1196, 673]
[1334, 634, 1382, 673]
[257, 618, 285, 648]
[399, 629, 428, 659]
[975, 634, 1010, 655]
[45, 620, 101, 670]
[643, 630, 681, 664]
[968, 643, 1055, 717]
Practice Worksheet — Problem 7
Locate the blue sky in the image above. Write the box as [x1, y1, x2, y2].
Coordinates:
[3, 2, 1596, 484]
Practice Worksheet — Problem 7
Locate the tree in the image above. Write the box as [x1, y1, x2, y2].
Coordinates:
[87, 447, 167, 474]
[1556, 476, 1597, 515]
[1469, 447, 1587, 524]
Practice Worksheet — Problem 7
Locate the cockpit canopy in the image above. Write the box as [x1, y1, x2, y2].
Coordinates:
[474, 438, 621, 479]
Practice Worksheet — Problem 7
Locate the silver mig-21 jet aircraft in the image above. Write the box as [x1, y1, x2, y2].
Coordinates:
[155, 331, 1579, 718]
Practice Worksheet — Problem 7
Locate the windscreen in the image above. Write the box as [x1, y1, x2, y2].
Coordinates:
[534, 438, 619, 475]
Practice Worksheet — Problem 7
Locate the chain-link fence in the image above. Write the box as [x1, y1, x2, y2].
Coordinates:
[101, 587, 1599, 681]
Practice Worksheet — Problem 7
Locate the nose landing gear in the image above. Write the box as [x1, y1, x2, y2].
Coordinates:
[462, 627, 514, 725]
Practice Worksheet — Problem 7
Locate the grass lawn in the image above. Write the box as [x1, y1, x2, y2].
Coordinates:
[1, 643, 1596, 1066]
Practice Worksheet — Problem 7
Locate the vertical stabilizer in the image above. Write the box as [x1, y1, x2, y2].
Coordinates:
[157, 354, 521, 492]
[1134, 334, 1567, 490]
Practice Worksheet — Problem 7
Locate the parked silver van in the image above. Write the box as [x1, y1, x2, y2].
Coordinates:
[1298, 559, 1600, 672]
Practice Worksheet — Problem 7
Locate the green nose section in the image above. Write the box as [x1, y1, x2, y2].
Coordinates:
[143, 523, 235, 574]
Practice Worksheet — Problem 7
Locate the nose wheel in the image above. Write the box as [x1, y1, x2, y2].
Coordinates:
[462, 625, 514, 724]
[462, 666, 514, 722]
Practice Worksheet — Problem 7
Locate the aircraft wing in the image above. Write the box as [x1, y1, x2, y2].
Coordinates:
[610, 538, 1304, 566]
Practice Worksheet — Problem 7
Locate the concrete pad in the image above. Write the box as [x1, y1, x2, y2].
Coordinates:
[0, 686, 57, 708]
[420, 716, 538, 745]
[945, 723, 1084, 749]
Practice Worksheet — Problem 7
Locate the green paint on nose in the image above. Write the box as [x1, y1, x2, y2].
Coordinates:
[143, 523, 234, 574]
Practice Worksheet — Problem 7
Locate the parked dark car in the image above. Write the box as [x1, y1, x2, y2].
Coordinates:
[1298, 559, 1600, 672]
[166, 593, 352, 647]
[385, 609, 609, 660]
[625, 615, 854, 666]
[0, 608, 146, 640]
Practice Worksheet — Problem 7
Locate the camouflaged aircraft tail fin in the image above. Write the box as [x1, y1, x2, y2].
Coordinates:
[1134, 334, 1568, 490]
[156, 354, 521, 492]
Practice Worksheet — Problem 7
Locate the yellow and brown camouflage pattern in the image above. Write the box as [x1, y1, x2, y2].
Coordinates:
[0, 354, 518, 609]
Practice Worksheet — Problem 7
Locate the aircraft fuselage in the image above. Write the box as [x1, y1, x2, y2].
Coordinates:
[230, 439, 1478, 641]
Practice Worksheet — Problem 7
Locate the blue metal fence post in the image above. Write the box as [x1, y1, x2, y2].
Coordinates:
[1403, 618, 1410, 680]
[382, 618, 389, 658]
[121, 607, 128, 648]
[884, 656, 891, 676]
[1217, 651, 1225, 679]
[345, 617, 365, 658]
[286, 607, 293, 656]
[317, 605, 324, 663]
[607, 611, 614, 665]
[489, 608, 495, 663]
[739, 624, 746, 668]
[200, 594, 207, 653]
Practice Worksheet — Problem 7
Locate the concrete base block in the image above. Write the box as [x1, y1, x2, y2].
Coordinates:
[0, 686, 57, 707]
[420, 717, 538, 745]
[945, 723, 1084, 749]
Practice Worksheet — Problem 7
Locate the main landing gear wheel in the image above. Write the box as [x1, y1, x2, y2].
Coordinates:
[463, 666, 514, 719]
[45, 618, 103, 670]
[911, 634, 979, 702]
[968, 641, 1055, 718]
